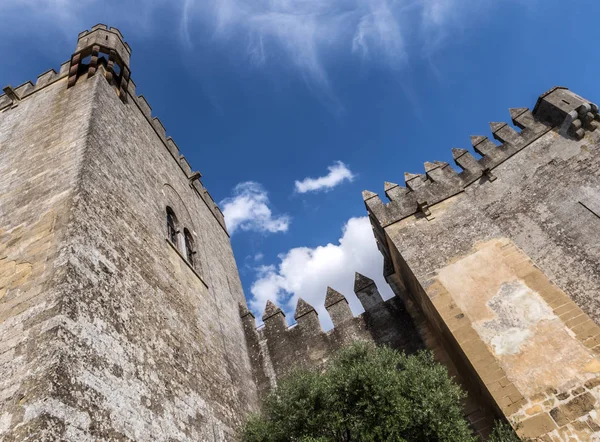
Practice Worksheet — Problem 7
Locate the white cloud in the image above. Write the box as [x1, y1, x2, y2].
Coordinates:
[220, 182, 290, 234]
[294, 161, 355, 194]
[249, 216, 393, 330]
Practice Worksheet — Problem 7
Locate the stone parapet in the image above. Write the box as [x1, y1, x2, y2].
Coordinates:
[364, 87, 599, 232]
[241, 273, 425, 398]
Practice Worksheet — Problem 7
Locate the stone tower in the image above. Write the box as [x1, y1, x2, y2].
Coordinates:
[0, 25, 257, 440]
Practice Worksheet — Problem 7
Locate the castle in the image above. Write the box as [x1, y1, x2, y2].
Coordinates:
[1, 25, 600, 441]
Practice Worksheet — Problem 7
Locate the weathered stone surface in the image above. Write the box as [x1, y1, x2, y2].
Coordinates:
[518, 413, 557, 438]
[0, 28, 258, 441]
[354, 273, 384, 311]
[294, 298, 316, 320]
[354, 272, 375, 293]
[550, 407, 569, 427]
[0, 68, 99, 440]
[571, 386, 585, 396]
[368, 86, 600, 439]
[525, 405, 542, 415]
[585, 377, 600, 390]
[263, 300, 284, 321]
[561, 392, 596, 421]
[324, 286, 346, 307]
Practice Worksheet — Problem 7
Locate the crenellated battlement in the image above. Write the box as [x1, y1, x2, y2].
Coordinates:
[127, 87, 227, 231]
[76, 24, 131, 67]
[254, 273, 387, 337]
[0, 25, 227, 233]
[241, 272, 424, 396]
[0, 60, 71, 111]
[363, 87, 600, 231]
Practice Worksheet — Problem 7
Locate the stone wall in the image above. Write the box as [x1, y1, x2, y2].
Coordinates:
[243, 272, 501, 438]
[0, 26, 258, 440]
[0, 69, 97, 439]
[242, 274, 424, 397]
[367, 87, 600, 440]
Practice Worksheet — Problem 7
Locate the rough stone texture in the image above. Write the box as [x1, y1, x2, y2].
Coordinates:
[367, 87, 600, 440]
[0, 27, 258, 441]
[0, 69, 97, 440]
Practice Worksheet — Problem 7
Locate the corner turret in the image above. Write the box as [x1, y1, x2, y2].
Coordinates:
[533, 87, 599, 139]
[68, 24, 131, 101]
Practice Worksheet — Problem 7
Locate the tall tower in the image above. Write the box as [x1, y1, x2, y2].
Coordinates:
[0, 25, 257, 440]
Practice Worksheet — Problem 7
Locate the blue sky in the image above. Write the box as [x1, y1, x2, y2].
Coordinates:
[1, 0, 597, 329]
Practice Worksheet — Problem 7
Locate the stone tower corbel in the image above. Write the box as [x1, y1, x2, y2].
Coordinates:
[2, 86, 20, 108]
[67, 24, 132, 103]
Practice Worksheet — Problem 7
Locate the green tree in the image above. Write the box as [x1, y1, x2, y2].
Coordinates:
[241, 342, 477, 442]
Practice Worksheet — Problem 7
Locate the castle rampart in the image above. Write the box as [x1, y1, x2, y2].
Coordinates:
[245, 272, 503, 437]
[241, 273, 425, 398]
[364, 87, 600, 440]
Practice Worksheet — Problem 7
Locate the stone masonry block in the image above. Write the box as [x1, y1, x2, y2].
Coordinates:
[518, 413, 557, 438]
[584, 377, 600, 390]
[557, 392, 596, 422]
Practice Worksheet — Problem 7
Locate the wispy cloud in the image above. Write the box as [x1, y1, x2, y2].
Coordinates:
[179, 0, 514, 87]
[220, 182, 290, 234]
[181, 0, 508, 101]
[185, 0, 408, 86]
[295, 161, 355, 194]
[352, 0, 407, 67]
[0, 0, 515, 96]
[249, 216, 392, 330]
[0, 0, 169, 50]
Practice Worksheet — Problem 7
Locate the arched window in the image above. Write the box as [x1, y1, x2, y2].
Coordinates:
[184, 228, 195, 266]
[166, 207, 178, 245]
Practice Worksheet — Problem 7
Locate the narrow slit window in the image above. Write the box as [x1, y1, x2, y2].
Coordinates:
[167, 207, 178, 245]
[184, 229, 195, 266]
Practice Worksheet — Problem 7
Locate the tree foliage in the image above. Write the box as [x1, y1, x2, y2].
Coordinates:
[487, 421, 524, 442]
[241, 342, 478, 442]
